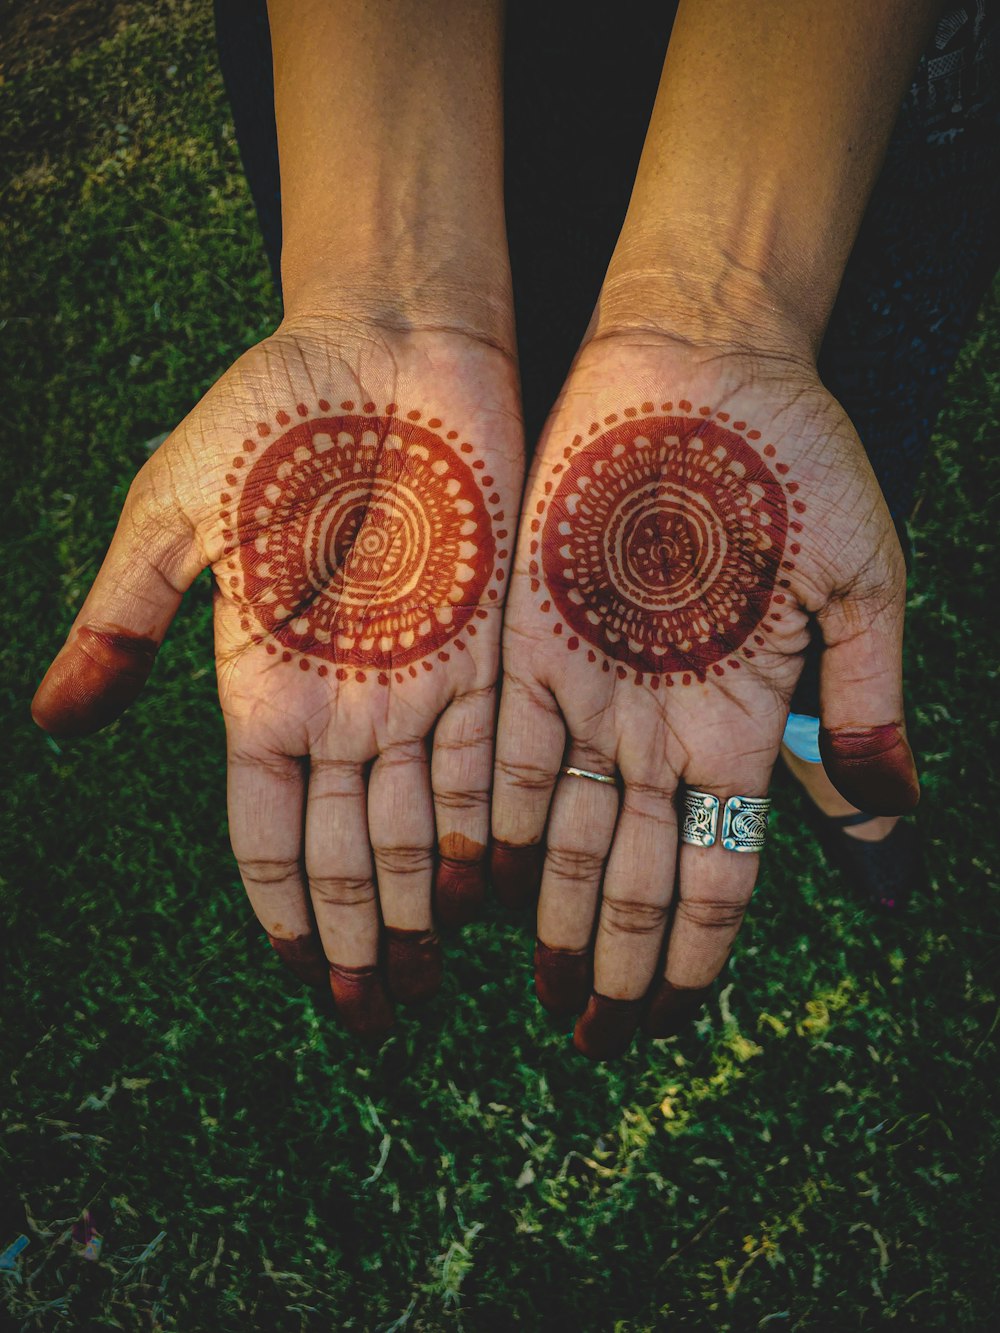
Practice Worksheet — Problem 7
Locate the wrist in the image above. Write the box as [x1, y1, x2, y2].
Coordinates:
[592, 232, 819, 367]
[280, 241, 515, 357]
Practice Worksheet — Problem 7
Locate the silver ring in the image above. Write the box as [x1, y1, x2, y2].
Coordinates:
[560, 765, 618, 787]
[680, 789, 720, 847]
[720, 795, 771, 852]
[681, 790, 771, 852]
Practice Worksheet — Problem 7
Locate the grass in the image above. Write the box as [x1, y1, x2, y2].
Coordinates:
[2, 3, 999, 1328]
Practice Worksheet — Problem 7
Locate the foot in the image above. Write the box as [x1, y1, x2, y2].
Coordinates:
[780, 744, 899, 842]
[780, 743, 924, 912]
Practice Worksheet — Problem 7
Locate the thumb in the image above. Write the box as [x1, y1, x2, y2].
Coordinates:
[816, 564, 919, 817]
[32, 457, 205, 738]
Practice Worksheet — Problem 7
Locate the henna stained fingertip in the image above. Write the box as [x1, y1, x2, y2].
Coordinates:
[266, 932, 330, 991]
[819, 722, 920, 815]
[643, 978, 712, 1038]
[434, 856, 488, 928]
[534, 940, 590, 1017]
[32, 627, 158, 737]
[328, 963, 395, 1040]
[490, 841, 544, 909]
[573, 992, 645, 1061]
[384, 927, 443, 1004]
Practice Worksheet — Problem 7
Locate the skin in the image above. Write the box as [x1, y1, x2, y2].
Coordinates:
[436, 832, 489, 926]
[32, 0, 520, 1036]
[32, 0, 942, 1057]
[34, 627, 159, 737]
[495, 350, 918, 1061]
[493, 0, 942, 1059]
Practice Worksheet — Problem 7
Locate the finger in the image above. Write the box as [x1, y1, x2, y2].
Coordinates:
[643, 841, 756, 1037]
[643, 773, 767, 1040]
[368, 740, 441, 1004]
[431, 686, 496, 927]
[490, 670, 565, 907]
[533, 757, 620, 1018]
[817, 571, 919, 815]
[644, 977, 714, 1038]
[32, 455, 203, 737]
[574, 773, 677, 1060]
[306, 757, 393, 1039]
[227, 744, 326, 990]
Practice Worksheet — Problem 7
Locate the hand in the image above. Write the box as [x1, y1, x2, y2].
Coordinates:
[33, 320, 522, 1036]
[491, 335, 918, 1059]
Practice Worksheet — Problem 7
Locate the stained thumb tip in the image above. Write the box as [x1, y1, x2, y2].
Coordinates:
[819, 722, 920, 816]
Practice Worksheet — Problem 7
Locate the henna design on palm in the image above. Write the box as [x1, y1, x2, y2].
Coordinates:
[530, 401, 806, 684]
[220, 402, 508, 681]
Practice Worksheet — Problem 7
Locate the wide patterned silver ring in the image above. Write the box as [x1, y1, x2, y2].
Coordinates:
[681, 790, 771, 853]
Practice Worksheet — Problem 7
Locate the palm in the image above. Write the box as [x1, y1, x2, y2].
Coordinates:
[196, 331, 510, 739]
[493, 336, 913, 1057]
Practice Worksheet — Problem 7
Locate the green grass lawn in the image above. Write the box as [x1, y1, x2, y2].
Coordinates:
[2, 4, 999, 1329]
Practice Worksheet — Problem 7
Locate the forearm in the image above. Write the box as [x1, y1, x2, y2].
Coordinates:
[597, 0, 944, 358]
[267, 0, 512, 347]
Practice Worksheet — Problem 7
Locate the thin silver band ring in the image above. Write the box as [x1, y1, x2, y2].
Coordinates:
[560, 765, 618, 787]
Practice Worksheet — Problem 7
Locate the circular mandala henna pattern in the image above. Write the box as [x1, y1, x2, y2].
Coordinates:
[224, 405, 503, 675]
[536, 410, 799, 682]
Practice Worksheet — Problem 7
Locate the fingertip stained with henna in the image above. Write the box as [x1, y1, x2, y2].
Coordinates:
[384, 927, 443, 1004]
[435, 863, 487, 927]
[573, 992, 644, 1061]
[643, 977, 712, 1038]
[819, 722, 920, 815]
[32, 626, 159, 737]
[434, 833, 487, 927]
[534, 940, 590, 1017]
[490, 840, 545, 909]
[266, 931, 329, 990]
[328, 962, 395, 1040]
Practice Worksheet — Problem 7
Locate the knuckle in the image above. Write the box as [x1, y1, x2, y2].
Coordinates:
[675, 896, 750, 930]
[377, 738, 427, 770]
[502, 668, 558, 712]
[622, 784, 678, 824]
[310, 756, 362, 778]
[234, 854, 301, 887]
[435, 786, 490, 815]
[308, 874, 376, 908]
[230, 749, 303, 783]
[374, 844, 434, 878]
[626, 775, 678, 801]
[600, 897, 668, 937]
[495, 757, 554, 793]
[570, 742, 615, 773]
[545, 844, 606, 882]
[308, 757, 364, 796]
[463, 683, 498, 710]
[435, 728, 491, 756]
